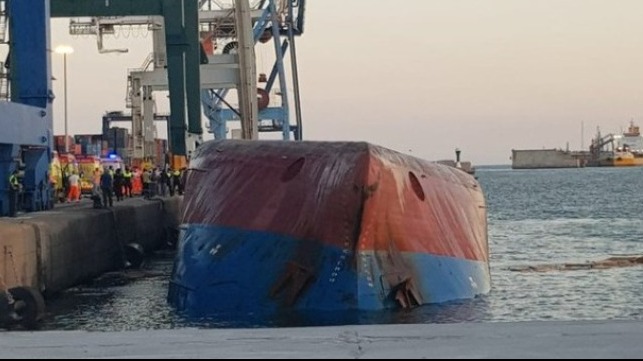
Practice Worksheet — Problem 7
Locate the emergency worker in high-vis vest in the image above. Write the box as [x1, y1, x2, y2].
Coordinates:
[8, 170, 20, 217]
[123, 167, 133, 198]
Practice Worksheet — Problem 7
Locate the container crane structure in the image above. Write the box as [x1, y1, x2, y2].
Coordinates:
[65, 0, 306, 165]
[201, 0, 306, 141]
[1, 0, 203, 215]
[51, 0, 204, 170]
[0, 0, 305, 216]
[0, 0, 55, 217]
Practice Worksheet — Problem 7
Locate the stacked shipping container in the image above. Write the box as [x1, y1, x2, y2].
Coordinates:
[74, 134, 105, 157]
[54, 127, 167, 168]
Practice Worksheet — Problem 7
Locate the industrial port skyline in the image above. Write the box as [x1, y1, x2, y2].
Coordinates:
[34, 0, 643, 165]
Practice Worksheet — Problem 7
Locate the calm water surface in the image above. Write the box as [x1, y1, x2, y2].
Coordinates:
[41, 167, 643, 330]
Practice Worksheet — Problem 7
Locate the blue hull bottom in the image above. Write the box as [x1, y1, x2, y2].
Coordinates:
[168, 225, 490, 319]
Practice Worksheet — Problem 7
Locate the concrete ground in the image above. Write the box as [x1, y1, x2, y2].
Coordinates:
[1, 320, 642, 359]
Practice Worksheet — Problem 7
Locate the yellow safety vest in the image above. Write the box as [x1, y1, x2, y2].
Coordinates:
[9, 175, 19, 189]
[123, 171, 132, 179]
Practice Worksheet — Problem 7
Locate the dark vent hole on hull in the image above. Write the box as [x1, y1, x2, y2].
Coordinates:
[408, 171, 426, 201]
[281, 157, 306, 182]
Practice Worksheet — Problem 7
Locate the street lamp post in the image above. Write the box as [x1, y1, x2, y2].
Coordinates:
[55, 45, 74, 153]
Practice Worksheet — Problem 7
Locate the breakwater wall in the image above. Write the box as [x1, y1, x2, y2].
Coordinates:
[0, 198, 181, 295]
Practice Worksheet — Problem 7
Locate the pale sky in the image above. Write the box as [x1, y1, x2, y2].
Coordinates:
[38, 0, 643, 165]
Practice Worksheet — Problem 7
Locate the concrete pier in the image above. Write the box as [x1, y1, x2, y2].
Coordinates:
[0, 320, 642, 358]
[0, 197, 181, 295]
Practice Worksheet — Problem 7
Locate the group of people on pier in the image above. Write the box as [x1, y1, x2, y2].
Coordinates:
[89, 166, 186, 208]
[5, 166, 186, 216]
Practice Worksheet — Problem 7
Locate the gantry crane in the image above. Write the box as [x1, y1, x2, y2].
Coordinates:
[64, 0, 306, 166]
[0, 0, 55, 216]
[0, 1, 306, 215]
[51, 0, 204, 170]
[0, 0, 205, 215]
[201, 0, 306, 142]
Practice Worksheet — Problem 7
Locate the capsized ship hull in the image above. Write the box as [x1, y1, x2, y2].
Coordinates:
[168, 141, 490, 318]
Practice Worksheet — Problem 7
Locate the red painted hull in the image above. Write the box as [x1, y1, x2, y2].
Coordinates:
[360, 147, 488, 261]
[183, 140, 487, 262]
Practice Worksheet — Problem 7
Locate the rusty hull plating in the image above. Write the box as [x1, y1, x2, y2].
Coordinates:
[168, 140, 490, 319]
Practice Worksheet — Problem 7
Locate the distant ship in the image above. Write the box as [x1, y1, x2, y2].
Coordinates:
[590, 121, 643, 167]
[168, 140, 491, 321]
[511, 121, 643, 169]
